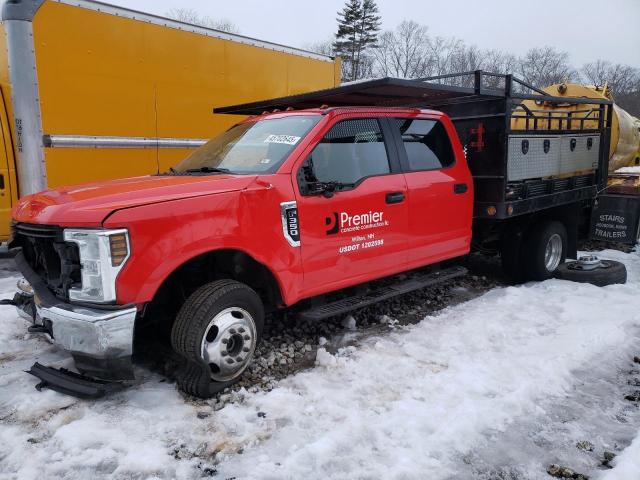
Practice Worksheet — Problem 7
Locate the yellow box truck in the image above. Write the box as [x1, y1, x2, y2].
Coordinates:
[0, 0, 341, 241]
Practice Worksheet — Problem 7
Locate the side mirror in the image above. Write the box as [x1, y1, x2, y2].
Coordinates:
[298, 155, 354, 198]
[299, 156, 323, 196]
[309, 182, 336, 198]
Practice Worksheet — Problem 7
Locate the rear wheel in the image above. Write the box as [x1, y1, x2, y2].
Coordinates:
[171, 280, 264, 398]
[523, 220, 567, 281]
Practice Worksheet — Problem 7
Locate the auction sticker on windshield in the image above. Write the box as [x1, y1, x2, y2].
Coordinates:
[264, 134, 301, 145]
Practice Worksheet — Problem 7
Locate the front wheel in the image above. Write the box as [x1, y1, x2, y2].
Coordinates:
[523, 220, 567, 281]
[171, 280, 264, 398]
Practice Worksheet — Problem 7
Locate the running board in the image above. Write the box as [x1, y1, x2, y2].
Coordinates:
[298, 266, 467, 321]
[27, 362, 126, 399]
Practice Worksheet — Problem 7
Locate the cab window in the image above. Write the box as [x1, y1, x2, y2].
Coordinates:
[392, 118, 455, 171]
[309, 118, 390, 185]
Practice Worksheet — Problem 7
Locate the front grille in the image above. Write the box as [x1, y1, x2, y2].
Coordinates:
[11, 223, 81, 301]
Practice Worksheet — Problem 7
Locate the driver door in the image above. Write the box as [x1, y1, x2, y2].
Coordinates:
[294, 117, 409, 297]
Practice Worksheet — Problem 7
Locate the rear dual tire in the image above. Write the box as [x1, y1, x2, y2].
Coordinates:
[171, 280, 264, 399]
[523, 221, 567, 281]
[501, 220, 568, 282]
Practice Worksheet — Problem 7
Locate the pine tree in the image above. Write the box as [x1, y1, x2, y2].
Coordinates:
[333, 0, 381, 81]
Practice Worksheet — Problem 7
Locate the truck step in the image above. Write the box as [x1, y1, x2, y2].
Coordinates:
[298, 265, 467, 321]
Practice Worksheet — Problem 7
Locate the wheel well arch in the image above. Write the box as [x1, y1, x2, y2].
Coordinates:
[136, 249, 284, 340]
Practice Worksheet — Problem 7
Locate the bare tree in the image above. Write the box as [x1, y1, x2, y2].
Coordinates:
[482, 49, 518, 75]
[371, 30, 395, 76]
[327, 15, 639, 115]
[165, 8, 240, 34]
[581, 60, 640, 95]
[304, 39, 335, 57]
[424, 36, 467, 78]
[448, 44, 486, 86]
[517, 46, 576, 87]
[371, 21, 430, 78]
[581, 60, 640, 116]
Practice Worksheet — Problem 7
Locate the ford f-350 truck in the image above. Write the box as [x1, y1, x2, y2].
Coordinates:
[7, 72, 621, 398]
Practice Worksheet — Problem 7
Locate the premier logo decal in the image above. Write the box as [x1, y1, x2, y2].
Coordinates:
[325, 212, 340, 235]
[325, 210, 388, 235]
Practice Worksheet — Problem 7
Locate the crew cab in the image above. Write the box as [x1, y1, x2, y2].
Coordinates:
[9, 106, 473, 398]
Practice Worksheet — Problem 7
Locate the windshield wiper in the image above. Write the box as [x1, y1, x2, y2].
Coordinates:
[184, 166, 232, 174]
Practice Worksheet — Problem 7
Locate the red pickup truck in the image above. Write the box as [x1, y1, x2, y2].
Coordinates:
[9, 73, 620, 398]
[9, 106, 474, 397]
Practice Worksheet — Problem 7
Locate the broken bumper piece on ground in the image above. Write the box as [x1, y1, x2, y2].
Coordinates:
[12, 253, 137, 392]
[27, 362, 127, 399]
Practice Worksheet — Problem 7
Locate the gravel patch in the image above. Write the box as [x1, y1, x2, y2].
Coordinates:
[139, 259, 504, 409]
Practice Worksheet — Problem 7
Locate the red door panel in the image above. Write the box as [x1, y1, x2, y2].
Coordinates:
[296, 174, 409, 297]
[389, 116, 473, 267]
[292, 116, 409, 297]
[404, 170, 471, 266]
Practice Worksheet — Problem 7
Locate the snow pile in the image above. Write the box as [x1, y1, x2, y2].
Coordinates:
[615, 166, 640, 174]
[1, 250, 639, 479]
[602, 433, 640, 480]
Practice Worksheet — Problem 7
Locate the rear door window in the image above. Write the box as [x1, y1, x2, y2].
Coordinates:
[392, 118, 455, 171]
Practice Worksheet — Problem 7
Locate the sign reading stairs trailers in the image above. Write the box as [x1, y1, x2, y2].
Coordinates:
[590, 195, 640, 244]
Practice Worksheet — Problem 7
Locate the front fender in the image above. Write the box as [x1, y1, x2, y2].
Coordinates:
[103, 181, 302, 306]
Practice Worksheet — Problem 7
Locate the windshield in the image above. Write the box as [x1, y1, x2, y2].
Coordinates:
[174, 115, 321, 174]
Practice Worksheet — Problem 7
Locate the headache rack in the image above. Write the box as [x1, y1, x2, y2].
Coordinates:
[215, 70, 613, 219]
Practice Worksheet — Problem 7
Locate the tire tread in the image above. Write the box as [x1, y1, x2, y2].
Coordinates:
[170, 279, 264, 398]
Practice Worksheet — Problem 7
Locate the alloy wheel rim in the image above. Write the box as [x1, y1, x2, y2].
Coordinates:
[544, 234, 563, 272]
[200, 307, 257, 382]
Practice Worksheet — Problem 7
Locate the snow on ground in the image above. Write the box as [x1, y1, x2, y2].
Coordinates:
[0, 250, 639, 480]
[602, 432, 640, 480]
[615, 166, 640, 174]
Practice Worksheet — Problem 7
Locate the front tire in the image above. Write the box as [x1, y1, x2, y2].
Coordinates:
[171, 280, 264, 398]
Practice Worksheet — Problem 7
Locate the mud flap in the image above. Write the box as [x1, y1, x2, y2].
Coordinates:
[27, 362, 127, 399]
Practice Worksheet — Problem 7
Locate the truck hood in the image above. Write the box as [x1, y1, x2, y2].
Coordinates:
[12, 174, 257, 226]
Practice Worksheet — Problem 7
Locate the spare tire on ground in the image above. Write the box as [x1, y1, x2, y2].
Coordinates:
[554, 257, 627, 287]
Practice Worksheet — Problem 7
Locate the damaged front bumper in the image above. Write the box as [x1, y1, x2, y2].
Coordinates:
[13, 253, 137, 382]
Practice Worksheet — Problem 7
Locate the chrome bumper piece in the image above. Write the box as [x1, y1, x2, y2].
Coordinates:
[15, 279, 136, 360]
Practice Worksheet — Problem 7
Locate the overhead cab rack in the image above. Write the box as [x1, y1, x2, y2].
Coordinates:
[214, 71, 612, 116]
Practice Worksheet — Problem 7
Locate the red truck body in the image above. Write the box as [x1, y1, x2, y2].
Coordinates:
[13, 108, 473, 308]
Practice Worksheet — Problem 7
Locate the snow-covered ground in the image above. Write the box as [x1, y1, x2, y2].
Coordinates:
[0, 250, 639, 480]
[616, 166, 640, 174]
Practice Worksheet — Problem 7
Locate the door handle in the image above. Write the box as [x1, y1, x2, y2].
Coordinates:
[385, 191, 405, 204]
[453, 183, 468, 194]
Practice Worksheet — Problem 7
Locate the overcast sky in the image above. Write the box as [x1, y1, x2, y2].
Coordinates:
[110, 0, 640, 67]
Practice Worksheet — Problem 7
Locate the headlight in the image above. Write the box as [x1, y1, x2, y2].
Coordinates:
[63, 228, 130, 303]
